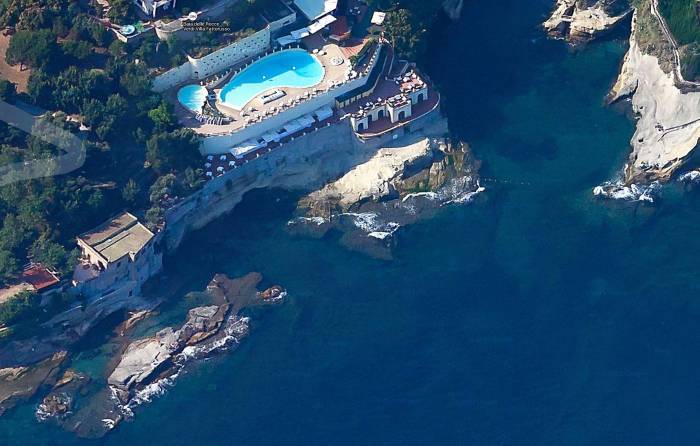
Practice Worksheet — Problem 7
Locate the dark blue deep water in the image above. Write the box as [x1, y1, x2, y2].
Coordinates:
[4, 0, 700, 444]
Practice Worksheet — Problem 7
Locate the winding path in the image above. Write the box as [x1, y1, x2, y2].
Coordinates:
[650, 0, 700, 89]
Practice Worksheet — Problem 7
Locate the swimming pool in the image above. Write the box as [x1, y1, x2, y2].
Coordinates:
[177, 84, 208, 113]
[219, 49, 324, 110]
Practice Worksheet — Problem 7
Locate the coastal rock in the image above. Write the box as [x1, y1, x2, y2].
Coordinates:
[292, 136, 481, 258]
[108, 329, 180, 391]
[298, 136, 436, 214]
[609, 11, 700, 183]
[108, 303, 227, 391]
[109, 273, 284, 402]
[0, 351, 66, 416]
[543, 0, 631, 44]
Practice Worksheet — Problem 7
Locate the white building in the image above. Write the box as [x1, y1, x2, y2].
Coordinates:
[293, 0, 337, 21]
[135, 0, 176, 17]
[349, 73, 429, 134]
[73, 212, 162, 298]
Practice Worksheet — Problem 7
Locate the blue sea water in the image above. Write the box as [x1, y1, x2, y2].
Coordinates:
[219, 49, 324, 110]
[5, 1, 700, 445]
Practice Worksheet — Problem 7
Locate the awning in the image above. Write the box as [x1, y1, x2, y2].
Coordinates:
[308, 14, 336, 34]
[293, 0, 337, 21]
[298, 114, 315, 127]
[230, 141, 264, 158]
[277, 35, 300, 46]
[262, 132, 280, 143]
[313, 105, 333, 121]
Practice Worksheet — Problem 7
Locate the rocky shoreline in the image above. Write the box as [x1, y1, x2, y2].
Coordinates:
[544, 0, 700, 199]
[543, 0, 632, 45]
[289, 130, 482, 259]
[1, 273, 285, 438]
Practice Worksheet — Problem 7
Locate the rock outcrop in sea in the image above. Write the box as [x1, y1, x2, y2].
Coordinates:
[545, 0, 700, 199]
[608, 9, 700, 185]
[289, 133, 482, 258]
[543, 0, 632, 45]
[23, 273, 285, 438]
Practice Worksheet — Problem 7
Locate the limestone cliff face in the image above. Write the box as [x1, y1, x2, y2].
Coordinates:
[609, 11, 700, 183]
[543, 0, 631, 44]
[162, 111, 446, 251]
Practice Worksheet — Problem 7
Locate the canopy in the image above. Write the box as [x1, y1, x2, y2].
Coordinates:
[313, 106, 333, 121]
[293, 0, 337, 20]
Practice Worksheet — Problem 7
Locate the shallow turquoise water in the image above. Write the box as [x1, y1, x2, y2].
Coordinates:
[5, 1, 700, 445]
[176, 84, 207, 113]
[219, 49, 324, 110]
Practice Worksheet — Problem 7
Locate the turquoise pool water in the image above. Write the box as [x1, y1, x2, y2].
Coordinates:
[219, 49, 324, 110]
[177, 84, 208, 113]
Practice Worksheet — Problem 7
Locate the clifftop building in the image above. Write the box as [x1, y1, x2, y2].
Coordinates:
[73, 212, 162, 298]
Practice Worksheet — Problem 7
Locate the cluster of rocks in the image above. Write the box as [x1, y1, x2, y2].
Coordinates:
[97, 273, 284, 436]
[291, 134, 482, 258]
[543, 0, 632, 45]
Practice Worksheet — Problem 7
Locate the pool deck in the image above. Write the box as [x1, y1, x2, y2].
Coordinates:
[169, 40, 351, 138]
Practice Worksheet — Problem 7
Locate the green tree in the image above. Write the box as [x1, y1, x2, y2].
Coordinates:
[0, 290, 40, 326]
[29, 236, 68, 272]
[120, 63, 151, 96]
[148, 101, 176, 131]
[0, 249, 20, 282]
[0, 79, 17, 102]
[61, 39, 93, 61]
[384, 9, 425, 60]
[146, 129, 201, 174]
[6, 29, 60, 71]
[121, 178, 140, 204]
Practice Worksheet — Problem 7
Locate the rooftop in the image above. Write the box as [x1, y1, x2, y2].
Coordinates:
[78, 212, 154, 263]
[0, 263, 60, 304]
[294, 0, 337, 21]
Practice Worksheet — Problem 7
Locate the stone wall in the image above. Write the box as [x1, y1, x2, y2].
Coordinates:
[201, 75, 370, 153]
[152, 27, 272, 92]
[163, 106, 445, 252]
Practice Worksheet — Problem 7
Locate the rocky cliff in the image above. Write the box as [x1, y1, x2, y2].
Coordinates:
[544, 0, 632, 44]
[609, 11, 700, 184]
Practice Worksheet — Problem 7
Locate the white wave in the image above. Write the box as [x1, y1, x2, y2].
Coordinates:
[679, 170, 700, 184]
[108, 316, 252, 421]
[443, 186, 486, 205]
[402, 191, 438, 202]
[338, 212, 380, 232]
[287, 216, 327, 226]
[35, 393, 72, 421]
[128, 376, 176, 406]
[593, 181, 659, 203]
[367, 221, 400, 240]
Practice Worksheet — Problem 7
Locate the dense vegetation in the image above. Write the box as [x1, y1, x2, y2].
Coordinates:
[657, 0, 700, 80]
[0, 0, 202, 287]
[658, 0, 700, 45]
[366, 0, 448, 61]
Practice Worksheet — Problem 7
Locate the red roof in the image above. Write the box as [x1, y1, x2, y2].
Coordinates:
[21, 264, 60, 291]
